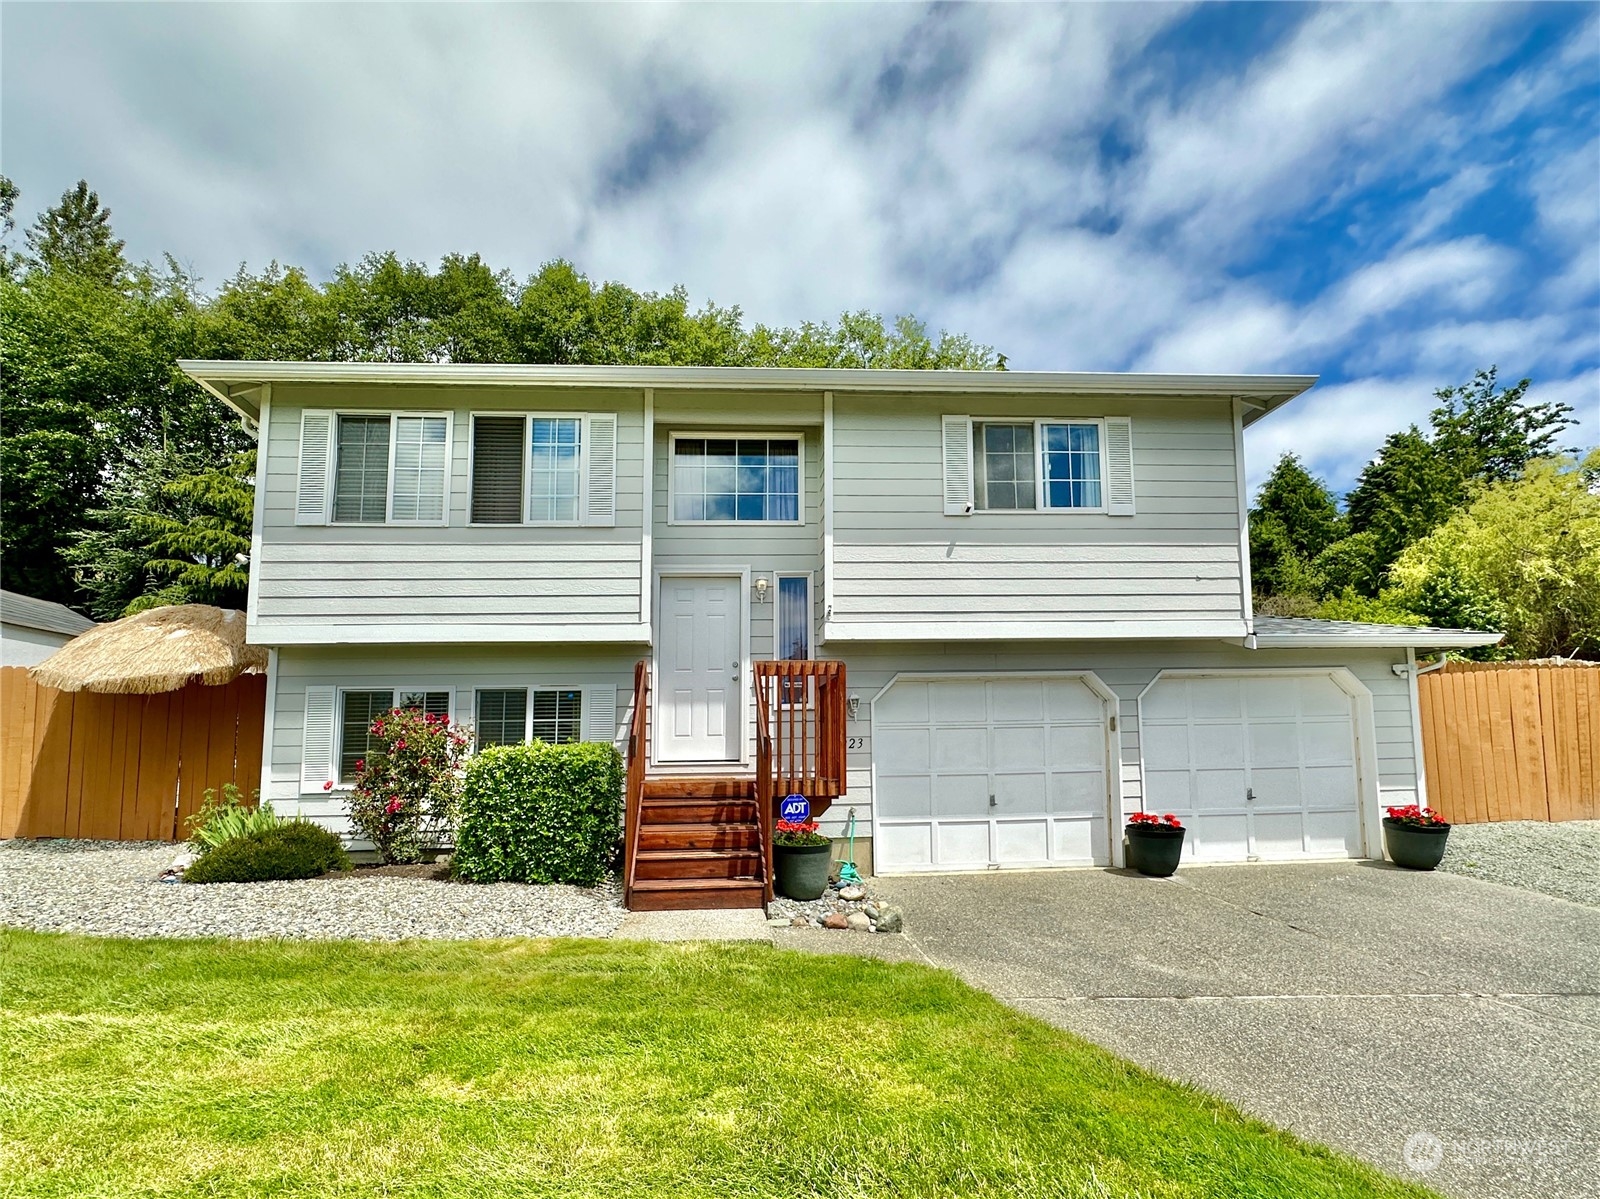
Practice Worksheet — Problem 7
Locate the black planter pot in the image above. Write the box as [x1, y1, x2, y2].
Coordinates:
[1383, 818, 1450, 870]
[1125, 824, 1185, 877]
[774, 841, 833, 900]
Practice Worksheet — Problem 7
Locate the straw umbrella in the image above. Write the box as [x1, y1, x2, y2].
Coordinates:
[29, 605, 266, 694]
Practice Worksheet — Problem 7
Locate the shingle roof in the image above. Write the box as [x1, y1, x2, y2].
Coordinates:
[1252, 615, 1501, 649]
[0, 590, 97, 638]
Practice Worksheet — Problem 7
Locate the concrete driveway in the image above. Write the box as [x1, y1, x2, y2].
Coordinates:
[859, 863, 1600, 1199]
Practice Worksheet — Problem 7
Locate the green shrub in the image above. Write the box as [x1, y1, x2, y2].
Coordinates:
[184, 822, 350, 884]
[186, 783, 282, 853]
[454, 741, 623, 886]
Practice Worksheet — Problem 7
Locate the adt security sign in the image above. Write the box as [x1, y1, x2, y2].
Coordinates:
[779, 794, 811, 823]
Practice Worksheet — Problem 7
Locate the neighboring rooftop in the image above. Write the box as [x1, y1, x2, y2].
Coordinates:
[1252, 616, 1502, 650]
[0, 590, 96, 638]
[177, 360, 1318, 425]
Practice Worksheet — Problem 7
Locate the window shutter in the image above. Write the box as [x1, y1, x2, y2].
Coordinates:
[585, 413, 617, 526]
[1104, 417, 1135, 516]
[942, 415, 974, 515]
[582, 685, 619, 745]
[296, 411, 334, 525]
[301, 686, 336, 793]
[455, 688, 476, 742]
[471, 416, 525, 523]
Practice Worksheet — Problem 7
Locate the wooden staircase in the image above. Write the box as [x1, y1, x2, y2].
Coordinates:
[627, 777, 765, 910]
[622, 658, 848, 912]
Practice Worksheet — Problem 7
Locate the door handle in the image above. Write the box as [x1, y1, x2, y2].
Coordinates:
[1246, 788, 1255, 802]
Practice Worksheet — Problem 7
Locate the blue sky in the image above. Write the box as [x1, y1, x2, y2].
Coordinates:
[3, 2, 1596, 492]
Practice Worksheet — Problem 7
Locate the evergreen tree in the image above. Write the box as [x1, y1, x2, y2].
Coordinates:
[25, 180, 127, 284]
[1248, 454, 1346, 598]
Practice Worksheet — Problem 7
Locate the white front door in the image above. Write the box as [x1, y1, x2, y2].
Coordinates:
[656, 574, 743, 762]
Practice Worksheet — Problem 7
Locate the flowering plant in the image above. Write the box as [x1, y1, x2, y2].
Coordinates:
[348, 707, 470, 863]
[1384, 804, 1449, 829]
[773, 818, 830, 848]
[1127, 811, 1183, 830]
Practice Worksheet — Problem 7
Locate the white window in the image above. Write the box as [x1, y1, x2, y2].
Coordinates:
[529, 417, 583, 523]
[671, 435, 802, 523]
[331, 413, 450, 525]
[474, 688, 528, 750]
[467, 413, 616, 526]
[473, 687, 584, 751]
[972, 420, 1106, 512]
[775, 573, 812, 660]
[338, 687, 451, 782]
[531, 688, 583, 744]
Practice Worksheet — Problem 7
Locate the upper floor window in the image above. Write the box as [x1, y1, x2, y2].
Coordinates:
[973, 420, 1104, 512]
[332, 413, 449, 524]
[469, 413, 616, 526]
[671, 435, 801, 523]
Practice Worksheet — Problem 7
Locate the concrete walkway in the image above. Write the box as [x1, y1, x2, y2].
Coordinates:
[855, 863, 1600, 1199]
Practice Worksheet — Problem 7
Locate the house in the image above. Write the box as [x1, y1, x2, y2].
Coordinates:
[179, 360, 1500, 908]
[1, 589, 96, 668]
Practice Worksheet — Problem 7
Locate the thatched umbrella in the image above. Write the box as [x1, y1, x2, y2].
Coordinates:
[29, 605, 266, 694]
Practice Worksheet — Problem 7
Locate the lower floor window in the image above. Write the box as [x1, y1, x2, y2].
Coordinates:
[339, 688, 451, 781]
[532, 689, 583, 744]
[475, 688, 528, 750]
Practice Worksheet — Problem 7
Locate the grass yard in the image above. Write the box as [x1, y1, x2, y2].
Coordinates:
[0, 930, 1432, 1199]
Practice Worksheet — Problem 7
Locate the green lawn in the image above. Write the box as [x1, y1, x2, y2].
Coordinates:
[0, 930, 1432, 1198]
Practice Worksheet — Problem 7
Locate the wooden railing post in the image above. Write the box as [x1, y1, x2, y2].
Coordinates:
[622, 659, 649, 908]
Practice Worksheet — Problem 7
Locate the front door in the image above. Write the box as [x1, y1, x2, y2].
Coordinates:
[656, 574, 743, 762]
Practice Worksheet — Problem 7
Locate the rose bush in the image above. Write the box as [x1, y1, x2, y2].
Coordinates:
[348, 707, 470, 863]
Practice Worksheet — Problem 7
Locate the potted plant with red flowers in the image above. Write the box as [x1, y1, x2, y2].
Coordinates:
[1383, 804, 1451, 870]
[773, 818, 833, 900]
[1124, 811, 1185, 877]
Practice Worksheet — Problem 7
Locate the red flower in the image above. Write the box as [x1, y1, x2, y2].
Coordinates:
[395, 739, 407, 751]
[322, 780, 333, 791]
[355, 758, 365, 772]
[385, 797, 403, 816]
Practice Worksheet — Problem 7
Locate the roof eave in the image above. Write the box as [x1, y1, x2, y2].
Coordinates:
[1254, 632, 1505, 650]
[177, 360, 1316, 411]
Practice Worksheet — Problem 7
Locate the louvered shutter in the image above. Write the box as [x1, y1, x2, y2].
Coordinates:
[471, 416, 525, 523]
[585, 413, 617, 526]
[582, 685, 619, 745]
[301, 686, 337, 792]
[455, 688, 477, 745]
[296, 411, 334, 525]
[1104, 417, 1135, 516]
[941, 415, 974, 515]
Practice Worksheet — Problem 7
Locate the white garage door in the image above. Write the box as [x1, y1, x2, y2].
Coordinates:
[1141, 674, 1364, 862]
[873, 675, 1111, 872]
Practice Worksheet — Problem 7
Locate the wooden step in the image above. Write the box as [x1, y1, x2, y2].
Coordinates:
[640, 798, 758, 824]
[627, 877, 766, 911]
[633, 848, 763, 881]
[643, 777, 757, 800]
[638, 822, 760, 852]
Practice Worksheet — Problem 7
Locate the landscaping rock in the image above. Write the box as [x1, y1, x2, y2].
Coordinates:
[822, 912, 850, 930]
[838, 885, 866, 901]
[846, 911, 871, 932]
[790, 915, 809, 927]
[863, 902, 879, 920]
[875, 904, 904, 933]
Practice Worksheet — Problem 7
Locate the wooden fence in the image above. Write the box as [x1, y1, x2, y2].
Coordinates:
[0, 666, 266, 841]
[1418, 660, 1599, 824]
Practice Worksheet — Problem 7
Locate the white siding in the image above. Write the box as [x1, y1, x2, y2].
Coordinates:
[828, 394, 1248, 640]
[256, 385, 648, 645]
[268, 644, 639, 837]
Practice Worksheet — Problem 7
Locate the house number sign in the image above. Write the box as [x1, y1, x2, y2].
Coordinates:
[780, 795, 811, 823]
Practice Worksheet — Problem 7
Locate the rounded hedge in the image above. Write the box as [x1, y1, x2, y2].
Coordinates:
[184, 821, 351, 884]
[453, 741, 623, 886]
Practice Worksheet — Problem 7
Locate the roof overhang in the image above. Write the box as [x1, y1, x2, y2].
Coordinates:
[178, 361, 1317, 426]
[1251, 621, 1504, 650]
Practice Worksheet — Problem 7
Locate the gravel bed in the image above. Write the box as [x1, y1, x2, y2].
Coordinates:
[1437, 819, 1600, 907]
[767, 879, 897, 931]
[0, 839, 627, 941]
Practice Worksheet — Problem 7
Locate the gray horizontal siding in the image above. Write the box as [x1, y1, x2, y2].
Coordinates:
[828, 394, 1247, 636]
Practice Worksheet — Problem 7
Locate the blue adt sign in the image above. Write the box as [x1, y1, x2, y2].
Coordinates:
[780, 794, 811, 822]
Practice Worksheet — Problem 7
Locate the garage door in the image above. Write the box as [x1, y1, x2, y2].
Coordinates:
[1141, 674, 1363, 862]
[873, 675, 1111, 872]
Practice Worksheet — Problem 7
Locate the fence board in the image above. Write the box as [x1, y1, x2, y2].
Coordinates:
[1420, 662, 1599, 824]
[0, 667, 266, 842]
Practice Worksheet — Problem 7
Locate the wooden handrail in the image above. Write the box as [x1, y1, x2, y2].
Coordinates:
[753, 671, 775, 902]
[754, 659, 848, 829]
[622, 658, 649, 908]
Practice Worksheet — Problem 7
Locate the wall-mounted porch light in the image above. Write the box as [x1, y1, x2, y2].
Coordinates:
[847, 694, 861, 720]
[753, 576, 771, 603]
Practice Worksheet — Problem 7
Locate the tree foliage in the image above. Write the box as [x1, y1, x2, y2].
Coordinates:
[1248, 454, 1347, 597]
[1387, 452, 1600, 659]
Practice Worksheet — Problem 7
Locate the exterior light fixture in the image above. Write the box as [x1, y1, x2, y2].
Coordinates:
[753, 576, 770, 603]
